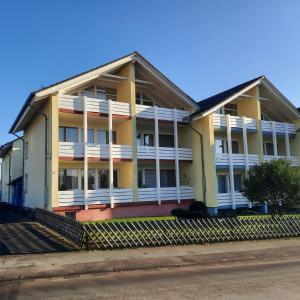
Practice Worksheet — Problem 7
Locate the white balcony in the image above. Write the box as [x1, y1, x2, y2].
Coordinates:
[212, 114, 257, 131]
[264, 155, 300, 166]
[217, 192, 248, 207]
[59, 95, 131, 117]
[261, 120, 296, 136]
[138, 186, 194, 202]
[215, 153, 259, 168]
[136, 104, 190, 123]
[137, 146, 193, 161]
[58, 186, 194, 207]
[58, 188, 134, 206]
[59, 142, 132, 160]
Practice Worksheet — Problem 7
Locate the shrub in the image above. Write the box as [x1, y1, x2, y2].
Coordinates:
[171, 201, 207, 219]
[243, 159, 300, 215]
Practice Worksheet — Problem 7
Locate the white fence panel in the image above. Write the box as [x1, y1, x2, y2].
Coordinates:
[59, 142, 83, 157]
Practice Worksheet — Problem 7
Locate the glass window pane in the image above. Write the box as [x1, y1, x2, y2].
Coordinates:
[217, 175, 227, 193]
[265, 143, 274, 155]
[63, 169, 78, 190]
[234, 174, 243, 192]
[113, 170, 118, 188]
[160, 170, 176, 187]
[65, 128, 78, 143]
[159, 135, 174, 147]
[97, 130, 107, 144]
[144, 134, 154, 146]
[231, 141, 240, 154]
[144, 169, 156, 188]
[59, 127, 65, 142]
[136, 134, 142, 146]
[98, 170, 108, 188]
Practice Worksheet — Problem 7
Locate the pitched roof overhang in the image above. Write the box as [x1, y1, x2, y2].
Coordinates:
[10, 51, 198, 133]
[192, 76, 300, 120]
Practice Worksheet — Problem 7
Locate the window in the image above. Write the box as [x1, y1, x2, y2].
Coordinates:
[98, 169, 118, 188]
[59, 169, 79, 191]
[81, 169, 96, 190]
[224, 104, 238, 116]
[25, 142, 29, 159]
[159, 135, 174, 147]
[65, 211, 76, 220]
[264, 142, 274, 155]
[97, 130, 117, 144]
[81, 129, 95, 144]
[59, 127, 78, 143]
[234, 174, 243, 192]
[144, 169, 157, 188]
[160, 170, 176, 187]
[217, 174, 228, 193]
[96, 87, 117, 101]
[136, 92, 154, 106]
[215, 139, 240, 154]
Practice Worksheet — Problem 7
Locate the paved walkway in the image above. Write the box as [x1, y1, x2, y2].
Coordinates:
[0, 207, 76, 255]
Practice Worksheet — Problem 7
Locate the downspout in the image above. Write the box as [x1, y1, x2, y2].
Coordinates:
[188, 118, 207, 205]
[11, 133, 25, 206]
[8, 152, 11, 204]
[28, 104, 49, 210]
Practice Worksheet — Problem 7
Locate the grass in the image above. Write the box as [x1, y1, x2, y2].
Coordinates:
[83, 215, 175, 224]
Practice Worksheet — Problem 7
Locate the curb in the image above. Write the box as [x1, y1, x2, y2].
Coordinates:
[1, 245, 300, 282]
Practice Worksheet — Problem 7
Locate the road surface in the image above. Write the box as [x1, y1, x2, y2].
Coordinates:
[1, 259, 300, 299]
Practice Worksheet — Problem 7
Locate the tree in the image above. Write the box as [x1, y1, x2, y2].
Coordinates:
[243, 159, 300, 215]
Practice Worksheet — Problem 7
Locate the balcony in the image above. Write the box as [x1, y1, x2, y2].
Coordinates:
[137, 146, 193, 162]
[215, 153, 259, 168]
[264, 155, 300, 166]
[212, 113, 296, 136]
[59, 95, 130, 118]
[59, 142, 132, 161]
[212, 113, 256, 131]
[261, 120, 296, 136]
[59, 95, 191, 122]
[217, 192, 248, 208]
[58, 186, 194, 207]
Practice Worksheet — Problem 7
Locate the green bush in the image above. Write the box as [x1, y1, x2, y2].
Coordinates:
[243, 159, 300, 215]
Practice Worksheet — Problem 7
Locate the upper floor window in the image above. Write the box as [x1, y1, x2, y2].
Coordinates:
[97, 130, 117, 145]
[59, 127, 78, 143]
[79, 86, 117, 101]
[81, 129, 95, 144]
[136, 92, 154, 106]
[215, 138, 240, 154]
[217, 104, 238, 116]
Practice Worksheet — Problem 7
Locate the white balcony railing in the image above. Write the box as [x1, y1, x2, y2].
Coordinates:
[217, 192, 248, 207]
[59, 95, 130, 117]
[137, 146, 193, 161]
[138, 186, 194, 202]
[261, 120, 296, 135]
[59, 95, 191, 122]
[58, 186, 194, 207]
[264, 155, 300, 166]
[212, 114, 256, 131]
[59, 142, 132, 160]
[136, 104, 190, 122]
[215, 153, 259, 167]
[58, 188, 134, 206]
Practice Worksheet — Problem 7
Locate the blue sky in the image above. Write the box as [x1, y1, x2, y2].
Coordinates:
[0, 0, 300, 145]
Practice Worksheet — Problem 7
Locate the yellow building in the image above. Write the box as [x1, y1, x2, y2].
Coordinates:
[2, 52, 300, 220]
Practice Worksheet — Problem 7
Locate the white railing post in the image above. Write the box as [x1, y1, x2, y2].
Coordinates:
[83, 96, 88, 210]
[173, 109, 180, 204]
[154, 106, 161, 205]
[242, 117, 251, 208]
[284, 123, 291, 160]
[226, 115, 235, 210]
[108, 100, 114, 208]
[272, 121, 278, 158]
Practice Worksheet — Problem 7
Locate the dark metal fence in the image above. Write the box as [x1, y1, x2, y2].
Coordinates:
[35, 208, 86, 248]
[83, 216, 300, 249]
[34, 208, 300, 250]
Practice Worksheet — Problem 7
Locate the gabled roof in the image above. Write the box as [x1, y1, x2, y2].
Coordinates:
[0, 137, 22, 158]
[10, 51, 198, 133]
[192, 75, 300, 120]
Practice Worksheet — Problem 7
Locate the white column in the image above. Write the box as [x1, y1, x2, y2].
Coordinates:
[108, 100, 114, 208]
[284, 123, 291, 160]
[242, 117, 251, 208]
[173, 109, 180, 204]
[272, 121, 278, 158]
[154, 106, 161, 205]
[83, 96, 88, 210]
[226, 115, 235, 210]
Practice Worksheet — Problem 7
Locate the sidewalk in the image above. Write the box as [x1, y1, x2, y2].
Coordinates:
[1, 238, 300, 282]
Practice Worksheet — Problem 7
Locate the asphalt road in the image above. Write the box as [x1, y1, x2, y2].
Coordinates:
[2, 260, 300, 300]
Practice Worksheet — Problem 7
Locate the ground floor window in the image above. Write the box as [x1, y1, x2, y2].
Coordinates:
[138, 169, 176, 188]
[59, 169, 79, 191]
[217, 172, 244, 193]
[217, 174, 228, 193]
